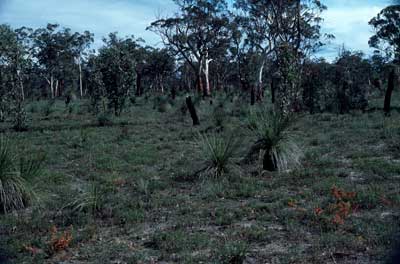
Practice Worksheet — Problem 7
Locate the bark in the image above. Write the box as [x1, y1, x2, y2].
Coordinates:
[171, 86, 176, 100]
[17, 70, 24, 101]
[197, 57, 204, 94]
[46, 75, 55, 99]
[135, 71, 142, 96]
[384, 69, 395, 116]
[203, 52, 212, 97]
[251, 86, 255, 105]
[271, 78, 275, 104]
[78, 56, 83, 98]
[257, 61, 265, 101]
[55, 80, 59, 97]
[186, 96, 200, 126]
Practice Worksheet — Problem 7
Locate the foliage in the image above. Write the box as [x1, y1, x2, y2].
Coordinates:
[87, 33, 137, 116]
[369, 5, 400, 62]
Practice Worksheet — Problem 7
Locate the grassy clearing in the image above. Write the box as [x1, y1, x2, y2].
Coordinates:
[0, 95, 399, 263]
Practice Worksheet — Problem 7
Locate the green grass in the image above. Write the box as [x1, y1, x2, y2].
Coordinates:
[0, 94, 399, 263]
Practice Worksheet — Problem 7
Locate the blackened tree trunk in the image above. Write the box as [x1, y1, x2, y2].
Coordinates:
[135, 71, 142, 96]
[263, 151, 277, 171]
[251, 86, 255, 105]
[339, 81, 349, 114]
[271, 78, 275, 104]
[384, 69, 395, 116]
[186, 96, 200, 126]
[171, 86, 176, 100]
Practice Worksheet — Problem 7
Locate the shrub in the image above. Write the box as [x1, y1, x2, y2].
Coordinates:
[217, 241, 248, 264]
[245, 107, 303, 171]
[154, 95, 172, 113]
[97, 113, 113, 127]
[42, 100, 55, 117]
[11, 102, 28, 132]
[197, 132, 238, 178]
[212, 103, 227, 128]
[0, 139, 44, 213]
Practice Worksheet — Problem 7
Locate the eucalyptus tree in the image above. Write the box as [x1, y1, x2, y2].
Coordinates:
[87, 33, 137, 116]
[234, 0, 329, 110]
[31, 24, 93, 98]
[0, 24, 32, 129]
[369, 4, 400, 62]
[369, 4, 400, 115]
[145, 48, 176, 94]
[149, 0, 231, 97]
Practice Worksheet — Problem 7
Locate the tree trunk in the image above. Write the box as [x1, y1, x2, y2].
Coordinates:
[339, 81, 349, 114]
[171, 86, 176, 100]
[384, 69, 395, 116]
[203, 54, 212, 97]
[55, 79, 59, 97]
[136, 71, 142, 96]
[251, 86, 255, 105]
[186, 96, 200, 126]
[18, 73, 25, 101]
[271, 78, 275, 104]
[78, 56, 83, 98]
[257, 62, 265, 101]
[50, 75, 54, 99]
[197, 57, 204, 94]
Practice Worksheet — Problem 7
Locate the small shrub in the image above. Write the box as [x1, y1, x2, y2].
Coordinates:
[97, 113, 113, 127]
[154, 95, 172, 113]
[212, 103, 227, 128]
[42, 100, 55, 117]
[217, 241, 248, 264]
[49, 225, 73, 253]
[11, 103, 28, 132]
[197, 133, 238, 178]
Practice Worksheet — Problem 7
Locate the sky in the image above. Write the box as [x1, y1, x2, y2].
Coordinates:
[0, 0, 392, 61]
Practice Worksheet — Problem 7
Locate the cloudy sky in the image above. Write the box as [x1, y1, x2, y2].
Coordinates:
[0, 0, 392, 60]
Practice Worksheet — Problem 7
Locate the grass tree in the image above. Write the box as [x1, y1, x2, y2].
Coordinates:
[0, 138, 44, 213]
[196, 132, 238, 178]
[245, 106, 302, 171]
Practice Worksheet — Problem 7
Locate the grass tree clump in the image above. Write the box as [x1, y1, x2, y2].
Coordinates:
[245, 107, 303, 171]
[196, 132, 238, 178]
[0, 139, 44, 213]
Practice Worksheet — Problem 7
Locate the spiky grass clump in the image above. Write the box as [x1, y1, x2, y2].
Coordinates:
[68, 183, 104, 217]
[0, 139, 43, 213]
[246, 107, 302, 171]
[197, 133, 238, 178]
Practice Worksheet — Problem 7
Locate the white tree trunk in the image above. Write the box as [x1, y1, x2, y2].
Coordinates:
[204, 56, 212, 97]
[17, 70, 25, 101]
[258, 61, 265, 100]
[55, 79, 59, 97]
[50, 76, 54, 98]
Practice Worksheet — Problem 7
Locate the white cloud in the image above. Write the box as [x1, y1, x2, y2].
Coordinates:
[0, 0, 393, 60]
[0, 0, 177, 46]
[319, 0, 389, 60]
